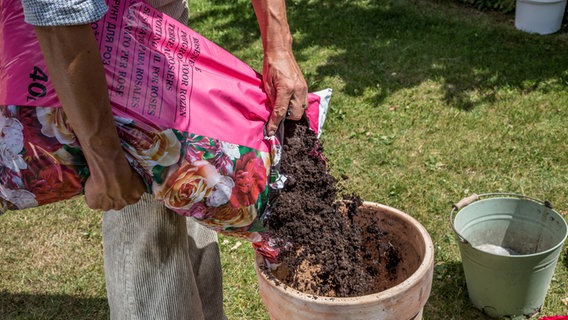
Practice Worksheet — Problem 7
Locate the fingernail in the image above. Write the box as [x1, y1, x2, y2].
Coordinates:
[249, 232, 263, 242]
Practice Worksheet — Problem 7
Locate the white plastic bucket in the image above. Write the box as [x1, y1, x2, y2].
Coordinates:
[515, 0, 567, 35]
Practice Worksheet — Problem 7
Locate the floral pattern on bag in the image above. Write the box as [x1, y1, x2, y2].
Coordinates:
[0, 105, 280, 236]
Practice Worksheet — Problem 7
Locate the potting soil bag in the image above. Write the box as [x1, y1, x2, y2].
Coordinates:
[0, 0, 331, 244]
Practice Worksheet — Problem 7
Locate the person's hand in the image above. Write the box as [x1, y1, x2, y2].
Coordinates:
[262, 49, 308, 136]
[251, 0, 307, 136]
[84, 156, 146, 211]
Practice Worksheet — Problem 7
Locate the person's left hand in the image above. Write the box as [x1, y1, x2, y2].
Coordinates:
[262, 49, 308, 136]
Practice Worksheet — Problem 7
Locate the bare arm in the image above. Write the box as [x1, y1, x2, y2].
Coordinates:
[251, 0, 308, 136]
[34, 24, 145, 211]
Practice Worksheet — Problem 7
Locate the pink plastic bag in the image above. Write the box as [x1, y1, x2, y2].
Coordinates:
[0, 0, 331, 244]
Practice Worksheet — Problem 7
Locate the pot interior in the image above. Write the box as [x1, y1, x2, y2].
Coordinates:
[266, 202, 425, 296]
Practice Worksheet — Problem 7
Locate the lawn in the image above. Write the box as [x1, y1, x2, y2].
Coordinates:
[1, 0, 568, 319]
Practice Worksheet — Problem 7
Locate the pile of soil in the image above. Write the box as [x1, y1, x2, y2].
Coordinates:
[263, 118, 401, 297]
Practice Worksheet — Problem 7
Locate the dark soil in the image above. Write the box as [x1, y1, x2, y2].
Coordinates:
[263, 117, 401, 297]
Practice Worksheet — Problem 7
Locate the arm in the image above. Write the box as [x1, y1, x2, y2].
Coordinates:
[34, 25, 145, 211]
[251, 0, 308, 136]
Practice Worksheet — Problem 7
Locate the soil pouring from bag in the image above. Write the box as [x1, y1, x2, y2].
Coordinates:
[263, 118, 402, 297]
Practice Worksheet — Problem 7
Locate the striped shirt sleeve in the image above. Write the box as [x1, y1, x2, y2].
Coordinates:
[21, 0, 108, 26]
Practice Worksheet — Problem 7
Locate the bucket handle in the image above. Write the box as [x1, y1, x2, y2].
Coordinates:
[450, 193, 553, 244]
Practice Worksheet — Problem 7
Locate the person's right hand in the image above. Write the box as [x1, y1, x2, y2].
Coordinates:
[84, 156, 146, 211]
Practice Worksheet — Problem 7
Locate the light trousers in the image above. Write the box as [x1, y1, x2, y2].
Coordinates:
[103, 194, 226, 320]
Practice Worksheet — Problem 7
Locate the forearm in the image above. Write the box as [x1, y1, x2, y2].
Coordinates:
[34, 25, 124, 169]
[251, 0, 293, 54]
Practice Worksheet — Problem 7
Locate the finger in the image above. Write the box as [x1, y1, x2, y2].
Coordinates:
[125, 192, 143, 206]
[266, 91, 291, 136]
[264, 84, 276, 106]
[263, 77, 276, 109]
[287, 96, 307, 120]
[111, 199, 129, 211]
[286, 84, 308, 120]
[84, 196, 99, 210]
[83, 181, 101, 210]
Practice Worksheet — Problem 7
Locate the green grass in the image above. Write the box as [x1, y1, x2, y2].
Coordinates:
[2, 0, 568, 319]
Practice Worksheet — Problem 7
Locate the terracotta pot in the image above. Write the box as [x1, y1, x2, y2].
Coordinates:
[254, 201, 434, 320]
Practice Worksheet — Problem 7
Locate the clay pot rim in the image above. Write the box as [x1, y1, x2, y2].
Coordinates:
[255, 201, 434, 306]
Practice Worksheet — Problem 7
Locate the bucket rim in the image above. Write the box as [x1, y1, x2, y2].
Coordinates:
[450, 193, 568, 257]
[516, 0, 567, 4]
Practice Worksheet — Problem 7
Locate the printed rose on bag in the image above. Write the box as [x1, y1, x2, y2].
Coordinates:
[149, 133, 272, 235]
[0, 105, 87, 211]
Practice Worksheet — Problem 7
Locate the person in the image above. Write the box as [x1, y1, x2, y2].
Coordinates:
[19, 0, 308, 319]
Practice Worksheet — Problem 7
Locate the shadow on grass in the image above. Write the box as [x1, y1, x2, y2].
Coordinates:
[0, 292, 109, 320]
[190, 0, 568, 111]
[426, 261, 492, 319]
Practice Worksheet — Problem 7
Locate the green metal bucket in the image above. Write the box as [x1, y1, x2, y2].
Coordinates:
[450, 193, 568, 318]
